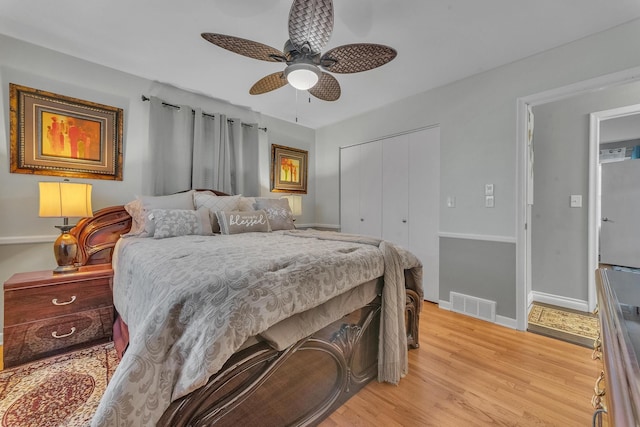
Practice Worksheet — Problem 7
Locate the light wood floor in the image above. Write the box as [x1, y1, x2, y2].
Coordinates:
[321, 302, 597, 426]
[0, 303, 597, 425]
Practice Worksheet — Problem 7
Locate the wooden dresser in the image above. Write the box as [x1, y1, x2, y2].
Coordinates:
[3, 264, 114, 368]
[593, 268, 640, 426]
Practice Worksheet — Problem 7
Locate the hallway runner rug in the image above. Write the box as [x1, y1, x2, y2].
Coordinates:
[527, 302, 599, 348]
[0, 342, 118, 427]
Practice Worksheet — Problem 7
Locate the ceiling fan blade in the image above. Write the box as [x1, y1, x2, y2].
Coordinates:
[250, 72, 288, 95]
[308, 72, 341, 101]
[288, 0, 334, 54]
[202, 33, 286, 62]
[320, 43, 397, 74]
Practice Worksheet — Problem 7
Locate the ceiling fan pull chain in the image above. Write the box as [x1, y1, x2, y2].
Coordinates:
[295, 89, 299, 123]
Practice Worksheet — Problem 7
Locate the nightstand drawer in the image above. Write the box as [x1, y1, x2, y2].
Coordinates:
[4, 279, 112, 326]
[3, 307, 114, 367]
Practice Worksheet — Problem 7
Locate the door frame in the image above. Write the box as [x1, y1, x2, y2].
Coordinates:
[516, 66, 640, 331]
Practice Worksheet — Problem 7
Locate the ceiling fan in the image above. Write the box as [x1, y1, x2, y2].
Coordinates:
[201, 0, 397, 101]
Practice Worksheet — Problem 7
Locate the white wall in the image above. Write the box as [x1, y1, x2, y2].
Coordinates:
[315, 19, 640, 319]
[0, 34, 316, 332]
[261, 115, 316, 227]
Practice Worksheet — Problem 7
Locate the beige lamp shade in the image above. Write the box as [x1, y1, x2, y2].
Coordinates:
[39, 181, 93, 218]
[282, 195, 302, 217]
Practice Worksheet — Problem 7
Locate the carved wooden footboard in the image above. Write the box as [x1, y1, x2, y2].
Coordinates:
[159, 299, 381, 427]
[71, 200, 422, 426]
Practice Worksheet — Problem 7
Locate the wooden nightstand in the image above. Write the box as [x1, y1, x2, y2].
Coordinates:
[3, 264, 114, 368]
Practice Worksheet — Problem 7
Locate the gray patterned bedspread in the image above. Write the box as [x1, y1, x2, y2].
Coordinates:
[91, 230, 421, 426]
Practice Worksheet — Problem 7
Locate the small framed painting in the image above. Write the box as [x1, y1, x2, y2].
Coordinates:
[271, 144, 308, 194]
[9, 83, 124, 180]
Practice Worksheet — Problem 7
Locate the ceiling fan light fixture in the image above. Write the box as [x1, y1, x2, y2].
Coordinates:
[284, 63, 321, 90]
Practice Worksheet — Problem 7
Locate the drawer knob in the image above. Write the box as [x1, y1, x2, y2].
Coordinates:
[52, 295, 77, 306]
[52, 327, 76, 339]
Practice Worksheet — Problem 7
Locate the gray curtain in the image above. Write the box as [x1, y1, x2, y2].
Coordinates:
[229, 120, 260, 196]
[192, 109, 233, 194]
[149, 97, 235, 195]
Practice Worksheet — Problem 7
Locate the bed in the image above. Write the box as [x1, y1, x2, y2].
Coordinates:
[70, 190, 423, 427]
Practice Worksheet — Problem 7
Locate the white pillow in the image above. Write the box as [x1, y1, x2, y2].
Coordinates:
[194, 192, 242, 233]
[151, 208, 212, 239]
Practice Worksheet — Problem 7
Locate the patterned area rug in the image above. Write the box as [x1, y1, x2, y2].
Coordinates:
[528, 302, 599, 348]
[0, 342, 118, 427]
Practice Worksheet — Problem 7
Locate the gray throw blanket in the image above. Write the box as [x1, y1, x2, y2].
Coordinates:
[284, 229, 423, 383]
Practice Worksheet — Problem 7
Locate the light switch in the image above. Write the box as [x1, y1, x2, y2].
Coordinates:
[485, 195, 495, 208]
[447, 196, 456, 208]
[485, 184, 494, 196]
[570, 195, 582, 208]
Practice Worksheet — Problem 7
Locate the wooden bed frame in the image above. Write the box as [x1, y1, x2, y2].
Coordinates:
[71, 197, 422, 426]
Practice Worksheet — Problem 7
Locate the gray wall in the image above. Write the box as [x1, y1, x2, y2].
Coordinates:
[0, 34, 315, 332]
[440, 238, 516, 318]
[531, 79, 640, 301]
[315, 19, 640, 322]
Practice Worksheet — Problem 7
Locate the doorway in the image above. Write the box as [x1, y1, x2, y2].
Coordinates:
[590, 105, 640, 272]
[516, 67, 640, 331]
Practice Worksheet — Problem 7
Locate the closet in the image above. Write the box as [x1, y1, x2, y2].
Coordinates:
[339, 127, 440, 302]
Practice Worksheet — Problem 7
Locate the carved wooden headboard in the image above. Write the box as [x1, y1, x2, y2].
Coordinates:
[70, 190, 229, 266]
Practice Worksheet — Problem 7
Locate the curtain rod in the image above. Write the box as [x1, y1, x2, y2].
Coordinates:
[141, 95, 267, 132]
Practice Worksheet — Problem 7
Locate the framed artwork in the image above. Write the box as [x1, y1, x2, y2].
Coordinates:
[9, 83, 124, 180]
[271, 144, 308, 194]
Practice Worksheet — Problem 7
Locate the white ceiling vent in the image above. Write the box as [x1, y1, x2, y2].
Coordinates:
[450, 292, 496, 323]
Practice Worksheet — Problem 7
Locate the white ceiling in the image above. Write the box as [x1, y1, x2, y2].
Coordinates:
[2, 0, 640, 129]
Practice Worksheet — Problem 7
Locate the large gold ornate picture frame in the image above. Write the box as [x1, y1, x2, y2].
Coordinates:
[10, 83, 124, 180]
[270, 144, 308, 194]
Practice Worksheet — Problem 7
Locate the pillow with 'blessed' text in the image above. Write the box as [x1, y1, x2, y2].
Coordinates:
[215, 210, 271, 235]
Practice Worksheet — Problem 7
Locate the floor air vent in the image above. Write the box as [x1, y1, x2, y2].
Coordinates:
[450, 292, 496, 322]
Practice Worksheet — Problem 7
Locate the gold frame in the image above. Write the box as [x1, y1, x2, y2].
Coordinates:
[10, 83, 124, 181]
[270, 144, 308, 194]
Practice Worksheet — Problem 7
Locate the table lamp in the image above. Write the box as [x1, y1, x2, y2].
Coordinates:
[281, 195, 303, 217]
[39, 180, 93, 273]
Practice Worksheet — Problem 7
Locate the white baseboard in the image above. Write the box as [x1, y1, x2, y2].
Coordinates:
[437, 300, 517, 330]
[0, 235, 57, 245]
[496, 315, 518, 330]
[530, 291, 589, 312]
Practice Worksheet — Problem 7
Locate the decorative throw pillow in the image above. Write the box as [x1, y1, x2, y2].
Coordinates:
[216, 210, 271, 235]
[123, 190, 195, 237]
[253, 198, 295, 231]
[237, 196, 256, 212]
[194, 192, 242, 233]
[150, 208, 212, 239]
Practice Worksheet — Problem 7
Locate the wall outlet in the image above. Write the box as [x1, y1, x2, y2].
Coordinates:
[447, 196, 456, 208]
[570, 195, 582, 208]
[485, 184, 494, 196]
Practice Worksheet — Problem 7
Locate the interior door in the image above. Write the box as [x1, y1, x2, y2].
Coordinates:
[600, 159, 640, 268]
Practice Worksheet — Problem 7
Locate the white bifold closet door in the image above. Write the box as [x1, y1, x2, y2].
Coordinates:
[339, 127, 440, 302]
[340, 140, 382, 236]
